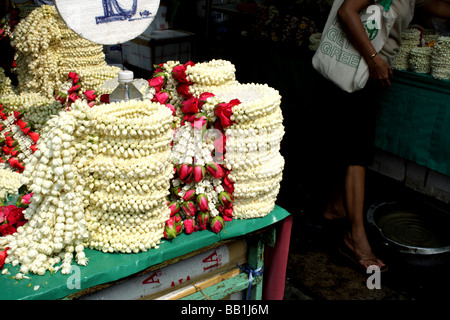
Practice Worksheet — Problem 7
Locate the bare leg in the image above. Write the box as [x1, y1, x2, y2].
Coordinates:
[323, 181, 346, 221]
[343, 165, 385, 269]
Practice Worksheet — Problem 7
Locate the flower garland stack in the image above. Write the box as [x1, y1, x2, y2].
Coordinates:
[0, 99, 174, 277]
[148, 59, 285, 236]
[10, 5, 119, 99]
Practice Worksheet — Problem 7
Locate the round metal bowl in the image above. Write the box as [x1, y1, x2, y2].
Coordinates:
[367, 201, 450, 268]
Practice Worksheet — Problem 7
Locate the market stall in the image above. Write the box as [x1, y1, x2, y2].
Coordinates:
[0, 204, 291, 300]
[0, 1, 290, 301]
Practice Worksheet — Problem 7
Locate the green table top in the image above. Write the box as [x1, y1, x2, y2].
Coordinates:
[0, 205, 290, 300]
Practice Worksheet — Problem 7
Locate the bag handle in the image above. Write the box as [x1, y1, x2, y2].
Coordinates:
[378, 0, 393, 11]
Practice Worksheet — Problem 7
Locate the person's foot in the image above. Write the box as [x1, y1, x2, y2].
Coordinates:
[343, 230, 386, 270]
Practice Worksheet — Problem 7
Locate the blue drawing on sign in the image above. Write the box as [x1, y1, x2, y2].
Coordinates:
[96, 0, 152, 24]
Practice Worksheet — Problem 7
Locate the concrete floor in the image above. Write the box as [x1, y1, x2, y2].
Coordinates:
[281, 170, 450, 301]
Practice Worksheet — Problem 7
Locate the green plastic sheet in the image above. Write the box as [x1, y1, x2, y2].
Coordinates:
[0, 205, 289, 300]
[375, 70, 450, 176]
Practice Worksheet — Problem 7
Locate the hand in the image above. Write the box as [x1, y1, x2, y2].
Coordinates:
[367, 54, 393, 87]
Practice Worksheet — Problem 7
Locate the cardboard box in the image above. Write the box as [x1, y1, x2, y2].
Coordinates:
[81, 239, 247, 300]
[121, 30, 194, 71]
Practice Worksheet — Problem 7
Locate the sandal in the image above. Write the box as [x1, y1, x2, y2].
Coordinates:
[338, 245, 389, 273]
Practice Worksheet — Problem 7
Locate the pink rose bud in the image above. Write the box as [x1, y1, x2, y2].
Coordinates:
[148, 75, 165, 92]
[173, 212, 183, 225]
[207, 163, 224, 179]
[84, 90, 97, 101]
[177, 164, 193, 181]
[183, 218, 197, 234]
[219, 191, 233, 208]
[68, 85, 81, 94]
[197, 194, 209, 212]
[0, 247, 9, 270]
[183, 189, 196, 201]
[166, 103, 176, 116]
[20, 193, 33, 206]
[163, 219, 177, 239]
[193, 165, 206, 183]
[182, 201, 197, 217]
[171, 186, 181, 198]
[176, 224, 182, 235]
[210, 216, 224, 234]
[168, 201, 180, 216]
[196, 211, 210, 231]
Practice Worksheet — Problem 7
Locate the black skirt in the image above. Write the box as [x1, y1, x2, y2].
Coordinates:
[311, 70, 379, 172]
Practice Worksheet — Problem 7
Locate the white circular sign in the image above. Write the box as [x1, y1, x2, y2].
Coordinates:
[55, 0, 160, 45]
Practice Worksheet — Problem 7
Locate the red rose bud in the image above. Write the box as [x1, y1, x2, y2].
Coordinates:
[172, 64, 189, 83]
[55, 92, 67, 104]
[30, 144, 38, 153]
[10, 147, 20, 157]
[183, 218, 197, 235]
[163, 218, 178, 239]
[171, 186, 181, 197]
[2, 146, 11, 155]
[100, 94, 110, 103]
[0, 108, 8, 120]
[219, 205, 233, 221]
[168, 201, 180, 216]
[149, 75, 165, 92]
[181, 97, 199, 114]
[177, 83, 193, 99]
[68, 72, 80, 84]
[210, 216, 224, 234]
[166, 103, 176, 116]
[218, 191, 233, 208]
[176, 224, 182, 235]
[173, 212, 183, 225]
[13, 111, 23, 119]
[207, 163, 224, 179]
[183, 189, 196, 201]
[68, 84, 81, 94]
[177, 164, 193, 181]
[182, 201, 197, 217]
[153, 91, 169, 104]
[69, 93, 80, 102]
[84, 90, 97, 101]
[197, 193, 209, 212]
[196, 211, 210, 231]
[193, 165, 206, 183]
[28, 132, 40, 144]
[0, 247, 9, 269]
[223, 171, 234, 193]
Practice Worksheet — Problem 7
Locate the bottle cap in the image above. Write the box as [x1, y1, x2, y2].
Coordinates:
[118, 70, 134, 83]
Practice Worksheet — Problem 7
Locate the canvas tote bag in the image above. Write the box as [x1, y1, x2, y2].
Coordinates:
[312, 0, 397, 92]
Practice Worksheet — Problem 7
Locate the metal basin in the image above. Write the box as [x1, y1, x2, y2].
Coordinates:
[367, 201, 450, 268]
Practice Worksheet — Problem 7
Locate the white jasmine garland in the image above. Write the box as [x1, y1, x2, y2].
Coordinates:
[1, 99, 174, 277]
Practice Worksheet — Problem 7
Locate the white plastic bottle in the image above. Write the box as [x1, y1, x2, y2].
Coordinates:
[109, 70, 143, 103]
